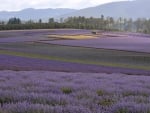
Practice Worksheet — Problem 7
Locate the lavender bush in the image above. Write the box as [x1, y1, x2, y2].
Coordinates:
[0, 71, 150, 113]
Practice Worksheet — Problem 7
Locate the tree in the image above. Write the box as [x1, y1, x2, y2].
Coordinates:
[49, 18, 54, 23]
[119, 17, 122, 31]
[26, 19, 34, 24]
[125, 18, 133, 32]
[38, 19, 42, 24]
[100, 15, 105, 30]
[60, 18, 64, 23]
[0, 21, 5, 25]
[7, 17, 21, 24]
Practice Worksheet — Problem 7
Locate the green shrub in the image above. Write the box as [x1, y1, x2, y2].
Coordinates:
[115, 108, 129, 113]
[98, 98, 114, 106]
[61, 87, 72, 94]
[97, 90, 106, 96]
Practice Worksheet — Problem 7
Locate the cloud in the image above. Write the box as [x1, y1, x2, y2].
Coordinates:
[0, 0, 127, 11]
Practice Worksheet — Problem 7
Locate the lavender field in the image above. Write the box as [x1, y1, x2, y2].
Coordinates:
[1, 29, 150, 53]
[0, 29, 150, 74]
[0, 42, 150, 74]
[0, 29, 150, 113]
[0, 71, 150, 113]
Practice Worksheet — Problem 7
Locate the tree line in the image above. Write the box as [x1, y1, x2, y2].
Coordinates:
[0, 16, 150, 33]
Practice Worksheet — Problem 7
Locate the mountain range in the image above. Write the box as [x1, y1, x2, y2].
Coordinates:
[61, 0, 150, 19]
[0, 0, 150, 21]
[0, 8, 76, 21]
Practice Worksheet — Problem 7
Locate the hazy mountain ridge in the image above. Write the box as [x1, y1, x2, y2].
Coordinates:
[0, 0, 150, 21]
[61, 0, 150, 19]
[0, 8, 77, 21]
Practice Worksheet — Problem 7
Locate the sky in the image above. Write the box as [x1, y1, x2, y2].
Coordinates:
[0, 0, 127, 11]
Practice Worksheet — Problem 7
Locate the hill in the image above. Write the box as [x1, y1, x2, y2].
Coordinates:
[61, 0, 150, 19]
[0, 0, 150, 21]
[0, 8, 76, 21]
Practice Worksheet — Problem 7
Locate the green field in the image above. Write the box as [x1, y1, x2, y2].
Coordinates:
[0, 42, 150, 70]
